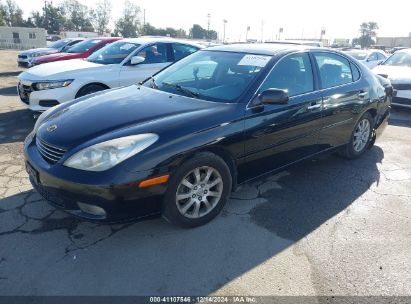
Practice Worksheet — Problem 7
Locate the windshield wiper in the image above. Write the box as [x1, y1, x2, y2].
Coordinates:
[162, 82, 199, 98]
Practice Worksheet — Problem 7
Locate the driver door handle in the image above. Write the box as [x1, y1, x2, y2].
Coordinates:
[307, 100, 322, 110]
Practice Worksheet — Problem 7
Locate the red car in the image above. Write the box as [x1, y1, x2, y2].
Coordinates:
[31, 37, 122, 66]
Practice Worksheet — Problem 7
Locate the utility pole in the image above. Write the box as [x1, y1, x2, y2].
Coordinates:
[207, 13, 211, 41]
[279, 27, 283, 40]
[260, 20, 264, 42]
[44, 0, 48, 31]
[223, 19, 227, 43]
[143, 9, 146, 35]
[246, 26, 250, 42]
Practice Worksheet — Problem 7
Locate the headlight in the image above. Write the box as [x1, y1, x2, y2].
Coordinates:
[64, 134, 159, 171]
[34, 80, 73, 91]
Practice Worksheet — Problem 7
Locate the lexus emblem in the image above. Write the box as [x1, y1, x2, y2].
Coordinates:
[47, 124, 57, 132]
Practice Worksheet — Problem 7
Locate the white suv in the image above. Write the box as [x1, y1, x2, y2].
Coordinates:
[17, 37, 201, 111]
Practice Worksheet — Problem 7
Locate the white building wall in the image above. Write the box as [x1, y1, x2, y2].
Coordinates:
[376, 37, 411, 48]
[0, 26, 47, 50]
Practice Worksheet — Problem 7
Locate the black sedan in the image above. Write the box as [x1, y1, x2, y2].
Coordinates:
[24, 44, 392, 227]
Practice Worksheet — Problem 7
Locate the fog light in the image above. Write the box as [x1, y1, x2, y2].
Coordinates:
[77, 202, 106, 217]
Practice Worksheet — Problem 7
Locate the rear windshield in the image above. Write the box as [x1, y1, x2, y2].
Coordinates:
[67, 39, 103, 53]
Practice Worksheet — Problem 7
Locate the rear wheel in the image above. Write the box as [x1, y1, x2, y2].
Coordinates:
[162, 152, 232, 228]
[76, 84, 107, 98]
[340, 112, 374, 159]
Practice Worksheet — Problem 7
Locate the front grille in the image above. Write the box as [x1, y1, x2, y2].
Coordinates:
[36, 137, 66, 164]
[18, 82, 33, 104]
[392, 83, 411, 91]
[39, 100, 59, 107]
[18, 54, 27, 59]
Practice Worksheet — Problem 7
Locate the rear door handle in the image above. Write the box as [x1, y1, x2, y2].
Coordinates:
[307, 100, 322, 110]
[358, 91, 368, 98]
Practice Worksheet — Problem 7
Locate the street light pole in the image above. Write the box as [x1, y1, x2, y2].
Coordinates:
[223, 19, 227, 43]
[207, 13, 211, 41]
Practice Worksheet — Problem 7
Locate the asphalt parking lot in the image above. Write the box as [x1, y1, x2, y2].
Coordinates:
[0, 49, 410, 296]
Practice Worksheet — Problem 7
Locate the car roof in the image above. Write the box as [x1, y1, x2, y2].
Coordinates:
[120, 37, 202, 48]
[205, 43, 319, 55]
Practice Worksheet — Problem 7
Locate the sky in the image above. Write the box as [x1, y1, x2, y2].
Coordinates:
[15, 0, 411, 42]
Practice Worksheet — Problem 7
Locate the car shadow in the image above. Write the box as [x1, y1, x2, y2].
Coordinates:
[0, 86, 18, 96]
[0, 146, 384, 295]
[389, 107, 411, 128]
[0, 71, 21, 77]
[0, 109, 36, 144]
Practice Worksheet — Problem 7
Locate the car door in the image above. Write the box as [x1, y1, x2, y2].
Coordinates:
[239, 52, 324, 181]
[312, 52, 369, 148]
[118, 43, 173, 86]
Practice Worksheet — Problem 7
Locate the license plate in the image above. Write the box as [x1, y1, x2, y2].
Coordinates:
[26, 162, 40, 185]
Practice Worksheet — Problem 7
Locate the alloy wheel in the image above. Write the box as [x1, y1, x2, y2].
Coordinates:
[175, 166, 223, 219]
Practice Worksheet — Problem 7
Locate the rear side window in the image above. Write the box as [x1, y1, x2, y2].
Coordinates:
[260, 52, 314, 97]
[350, 62, 361, 81]
[314, 53, 353, 89]
[136, 43, 169, 64]
[172, 44, 199, 61]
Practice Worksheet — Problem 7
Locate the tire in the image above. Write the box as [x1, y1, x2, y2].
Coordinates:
[162, 152, 232, 228]
[76, 84, 107, 98]
[340, 112, 374, 159]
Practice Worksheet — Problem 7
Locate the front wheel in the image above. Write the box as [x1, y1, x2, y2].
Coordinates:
[162, 152, 232, 228]
[340, 112, 374, 159]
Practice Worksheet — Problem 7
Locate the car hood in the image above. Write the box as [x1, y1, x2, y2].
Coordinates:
[20, 48, 58, 56]
[36, 86, 233, 149]
[18, 59, 108, 80]
[372, 65, 411, 83]
[34, 52, 84, 63]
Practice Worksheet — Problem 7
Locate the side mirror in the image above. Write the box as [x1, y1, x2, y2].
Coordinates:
[130, 56, 145, 65]
[258, 89, 289, 105]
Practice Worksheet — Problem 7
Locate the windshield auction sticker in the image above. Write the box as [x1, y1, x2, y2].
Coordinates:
[238, 54, 271, 67]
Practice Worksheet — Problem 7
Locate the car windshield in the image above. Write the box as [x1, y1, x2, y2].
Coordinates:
[346, 51, 368, 60]
[87, 41, 140, 65]
[383, 52, 411, 67]
[67, 39, 102, 53]
[48, 39, 72, 49]
[146, 50, 270, 103]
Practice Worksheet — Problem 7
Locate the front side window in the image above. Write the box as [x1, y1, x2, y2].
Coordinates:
[259, 52, 314, 97]
[314, 53, 353, 89]
[383, 52, 411, 67]
[368, 53, 378, 61]
[136, 43, 169, 64]
[87, 41, 140, 65]
[172, 43, 199, 61]
[147, 50, 270, 103]
[66, 39, 102, 53]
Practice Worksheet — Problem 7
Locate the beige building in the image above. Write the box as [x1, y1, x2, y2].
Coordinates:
[376, 37, 411, 48]
[0, 26, 47, 50]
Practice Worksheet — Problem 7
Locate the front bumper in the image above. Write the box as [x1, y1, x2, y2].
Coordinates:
[17, 58, 33, 68]
[24, 135, 167, 222]
[17, 80, 77, 112]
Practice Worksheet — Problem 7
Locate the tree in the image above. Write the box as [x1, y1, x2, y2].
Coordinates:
[90, 0, 111, 35]
[2, 0, 25, 26]
[31, 3, 66, 33]
[357, 21, 379, 48]
[189, 24, 217, 40]
[114, 0, 141, 38]
[60, 0, 94, 31]
[0, 3, 5, 26]
[190, 24, 205, 39]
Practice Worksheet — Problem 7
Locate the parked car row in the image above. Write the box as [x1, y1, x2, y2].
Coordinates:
[18, 37, 202, 111]
[20, 41, 392, 227]
[17, 38, 85, 67]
